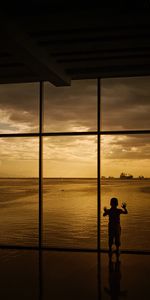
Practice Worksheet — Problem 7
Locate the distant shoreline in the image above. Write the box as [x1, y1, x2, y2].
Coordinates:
[0, 177, 149, 180]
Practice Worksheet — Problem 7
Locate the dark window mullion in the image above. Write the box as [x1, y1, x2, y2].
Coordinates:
[97, 78, 101, 251]
[39, 81, 44, 250]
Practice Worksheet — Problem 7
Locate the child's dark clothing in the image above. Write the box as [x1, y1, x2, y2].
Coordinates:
[103, 207, 127, 248]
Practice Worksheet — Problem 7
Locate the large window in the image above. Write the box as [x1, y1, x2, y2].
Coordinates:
[0, 78, 150, 252]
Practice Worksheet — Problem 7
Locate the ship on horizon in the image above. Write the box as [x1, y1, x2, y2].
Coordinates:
[120, 172, 133, 179]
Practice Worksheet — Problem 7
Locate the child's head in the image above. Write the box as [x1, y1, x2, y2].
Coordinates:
[110, 197, 118, 207]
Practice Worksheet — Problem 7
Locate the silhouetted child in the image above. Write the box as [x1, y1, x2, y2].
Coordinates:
[103, 198, 128, 253]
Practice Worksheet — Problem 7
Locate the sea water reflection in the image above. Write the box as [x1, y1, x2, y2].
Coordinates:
[0, 178, 149, 250]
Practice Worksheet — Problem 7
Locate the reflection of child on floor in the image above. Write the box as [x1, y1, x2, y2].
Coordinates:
[103, 198, 128, 253]
[104, 256, 127, 300]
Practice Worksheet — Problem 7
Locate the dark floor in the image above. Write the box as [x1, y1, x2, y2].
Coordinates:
[0, 249, 149, 299]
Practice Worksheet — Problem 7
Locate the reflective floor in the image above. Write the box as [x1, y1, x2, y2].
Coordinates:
[0, 249, 149, 299]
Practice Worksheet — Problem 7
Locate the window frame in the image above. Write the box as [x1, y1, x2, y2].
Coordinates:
[0, 79, 150, 254]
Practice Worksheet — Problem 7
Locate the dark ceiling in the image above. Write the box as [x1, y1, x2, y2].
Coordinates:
[0, 4, 150, 86]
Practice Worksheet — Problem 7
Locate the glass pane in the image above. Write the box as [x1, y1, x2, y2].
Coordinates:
[43, 252, 98, 300]
[101, 135, 150, 251]
[43, 136, 97, 249]
[44, 79, 97, 132]
[0, 250, 38, 300]
[101, 76, 150, 130]
[101, 253, 150, 300]
[0, 138, 39, 246]
[0, 83, 39, 133]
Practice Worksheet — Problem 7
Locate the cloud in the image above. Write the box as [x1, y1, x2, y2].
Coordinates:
[43, 136, 97, 162]
[0, 138, 39, 177]
[0, 78, 150, 177]
[0, 80, 97, 133]
[0, 138, 38, 160]
[44, 80, 97, 131]
[101, 134, 150, 160]
[0, 77, 150, 133]
[0, 83, 39, 132]
[101, 76, 150, 130]
[43, 136, 97, 178]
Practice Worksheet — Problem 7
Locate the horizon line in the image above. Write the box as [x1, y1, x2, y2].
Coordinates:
[0, 177, 149, 179]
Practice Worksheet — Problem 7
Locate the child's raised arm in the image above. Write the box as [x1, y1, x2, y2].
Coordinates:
[103, 207, 109, 216]
[121, 202, 128, 214]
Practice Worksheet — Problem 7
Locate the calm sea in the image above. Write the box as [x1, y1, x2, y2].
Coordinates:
[0, 178, 149, 251]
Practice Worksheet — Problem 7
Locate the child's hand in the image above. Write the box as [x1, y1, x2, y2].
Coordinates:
[104, 206, 107, 212]
[122, 202, 127, 209]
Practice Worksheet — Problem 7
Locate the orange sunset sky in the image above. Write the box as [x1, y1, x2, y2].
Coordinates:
[0, 77, 150, 178]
